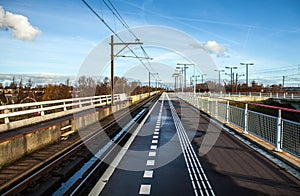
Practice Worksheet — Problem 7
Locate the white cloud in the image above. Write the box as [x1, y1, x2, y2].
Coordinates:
[192, 41, 229, 57]
[0, 6, 41, 41]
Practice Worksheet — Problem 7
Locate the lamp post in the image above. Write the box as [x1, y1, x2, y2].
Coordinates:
[177, 63, 195, 93]
[172, 72, 180, 92]
[176, 67, 184, 93]
[225, 66, 238, 92]
[214, 69, 225, 87]
[240, 62, 254, 92]
[235, 73, 245, 93]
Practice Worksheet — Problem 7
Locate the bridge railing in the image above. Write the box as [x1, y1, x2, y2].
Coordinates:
[0, 94, 125, 125]
[179, 93, 300, 158]
[0, 91, 161, 132]
[196, 92, 300, 99]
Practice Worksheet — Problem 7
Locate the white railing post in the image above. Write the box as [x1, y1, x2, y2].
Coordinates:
[106, 95, 109, 104]
[275, 110, 283, 152]
[226, 101, 229, 123]
[63, 101, 67, 111]
[79, 99, 82, 108]
[90, 98, 94, 106]
[291, 93, 294, 99]
[243, 104, 248, 134]
[276, 92, 278, 98]
[40, 104, 45, 116]
[207, 99, 210, 113]
[270, 92, 272, 98]
[4, 109, 9, 124]
[215, 100, 218, 118]
[193, 95, 196, 107]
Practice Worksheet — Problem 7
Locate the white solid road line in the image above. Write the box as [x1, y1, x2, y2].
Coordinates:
[166, 93, 215, 196]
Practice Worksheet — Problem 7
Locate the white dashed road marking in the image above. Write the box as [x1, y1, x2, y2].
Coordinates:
[143, 170, 154, 178]
[146, 160, 155, 166]
[139, 184, 151, 195]
[139, 93, 166, 195]
[150, 145, 157, 150]
[152, 140, 158, 144]
[148, 151, 156, 157]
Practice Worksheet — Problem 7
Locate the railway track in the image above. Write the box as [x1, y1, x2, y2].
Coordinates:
[0, 94, 161, 195]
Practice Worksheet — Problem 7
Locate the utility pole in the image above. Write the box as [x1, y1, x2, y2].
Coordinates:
[282, 76, 287, 88]
[240, 62, 254, 92]
[110, 35, 143, 105]
[172, 72, 180, 92]
[193, 75, 200, 85]
[148, 72, 158, 96]
[110, 35, 114, 105]
[176, 67, 184, 93]
[149, 72, 151, 96]
[193, 75, 200, 92]
[177, 63, 194, 93]
[214, 69, 225, 87]
[236, 73, 245, 93]
[225, 66, 237, 92]
[201, 74, 207, 84]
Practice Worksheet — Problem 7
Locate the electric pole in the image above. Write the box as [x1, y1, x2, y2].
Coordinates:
[110, 35, 143, 104]
[240, 62, 254, 92]
[177, 63, 194, 92]
[214, 69, 225, 87]
[282, 76, 287, 88]
[225, 66, 237, 92]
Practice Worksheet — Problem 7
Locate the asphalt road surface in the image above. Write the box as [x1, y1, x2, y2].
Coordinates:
[97, 93, 300, 196]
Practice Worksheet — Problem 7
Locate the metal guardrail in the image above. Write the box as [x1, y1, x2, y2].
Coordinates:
[0, 91, 160, 131]
[195, 92, 300, 100]
[179, 93, 300, 158]
[0, 94, 125, 125]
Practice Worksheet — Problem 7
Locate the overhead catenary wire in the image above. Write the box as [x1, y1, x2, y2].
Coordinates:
[82, 0, 160, 81]
[102, 0, 159, 80]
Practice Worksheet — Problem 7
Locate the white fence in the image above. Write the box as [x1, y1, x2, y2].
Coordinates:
[0, 91, 160, 132]
[196, 91, 300, 100]
[0, 94, 126, 124]
[179, 93, 300, 158]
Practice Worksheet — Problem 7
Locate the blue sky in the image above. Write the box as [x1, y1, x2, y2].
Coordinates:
[0, 0, 299, 86]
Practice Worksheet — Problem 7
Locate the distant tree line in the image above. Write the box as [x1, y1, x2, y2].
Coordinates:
[0, 75, 159, 104]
